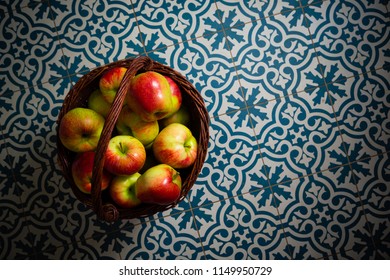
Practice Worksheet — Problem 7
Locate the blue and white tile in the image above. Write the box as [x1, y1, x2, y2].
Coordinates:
[148, 36, 245, 117]
[277, 169, 370, 259]
[0, 162, 28, 259]
[215, 0, 302, 26]
[352, 152, 390, 259]
[120, 210, 205, 260]
[193, 189, 290, 259]
[30, 232, 122, 260]
[0, 2, 65, 91]
[0, 0, 42, 11]
[0, 79, 70, 170]
[230, 8, 320, 101]
[306, 0, 390, 82]
[330, 71, 390, 157]
[132, 0, 220, 52]
[248, 91, 347, 185]
[190, 110, 267, 207]
[54, 0, 144, 72]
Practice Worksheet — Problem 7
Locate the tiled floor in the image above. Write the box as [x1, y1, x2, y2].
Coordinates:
[1, 0, 389, 260]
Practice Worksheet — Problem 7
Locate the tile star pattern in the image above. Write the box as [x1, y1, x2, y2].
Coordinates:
[0, 0, 389, 259]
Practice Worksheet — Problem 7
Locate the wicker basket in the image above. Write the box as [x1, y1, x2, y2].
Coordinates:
[56, 56, 209, 222]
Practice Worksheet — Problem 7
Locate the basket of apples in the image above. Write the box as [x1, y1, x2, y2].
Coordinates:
[56, 56, 209, 222]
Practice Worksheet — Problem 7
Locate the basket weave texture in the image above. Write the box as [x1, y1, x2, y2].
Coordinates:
[56, 56, 209, 222]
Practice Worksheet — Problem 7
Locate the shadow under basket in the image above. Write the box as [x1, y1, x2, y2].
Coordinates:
[56, 56, 210, 222]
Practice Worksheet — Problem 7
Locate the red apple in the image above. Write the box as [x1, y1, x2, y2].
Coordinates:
[164, 76, 182, 117]
[109, 173, 142, 208]
[88, 89, 111, 118]
[159, 104, 190, 129]
[59, 107, 105, 153]
[104, 135, 146, 176]
[153, 123, 197, 169]
[135, 164, 182, 205]
[116, 105, 159, 147]
[99, 67, 127, 104]
[126, 71, 173, 122]
[71, 151, 111, 194]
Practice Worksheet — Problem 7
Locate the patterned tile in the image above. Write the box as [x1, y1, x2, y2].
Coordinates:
[147, 35, 245, 117]
[352, 152, 390, 259]
[216, 0, 302, 26]
[193, 189, 290, 259]
[306, 0, 390, 82]
[277, 169, 370, 259]
[189, 110, 267, 206]
[248, 91, 347, 184]
[230, 8, 321, 101]
[1, 0, 389, 260]
[0, 2, 65, 92]
[120, 210, 205, 260]
[330, 70, 390, 157]
[132, 0, 220, 52]
[0, 78, 71, 169]
[54, 0, 144, 71]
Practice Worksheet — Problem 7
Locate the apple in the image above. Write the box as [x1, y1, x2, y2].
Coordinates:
[164, 75, 182, 117]
[71, 151, 112, 194]
[159, 105, 191, 129]
[153, 123, 197, 169]
[135, 164, 182, 205]
[59, 107, 105, 153]
[116, 105, 159, 147]
[88, 89, 111, 118]
[109, 173, 142, 208]
[99, 67, 127, 104]
[126, 71, 173, 122]
[104, 135, 146, 176]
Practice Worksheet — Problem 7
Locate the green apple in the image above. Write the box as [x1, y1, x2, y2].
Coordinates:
[59, 107, 105, 153]
[87, 89, 111, 118]
[109, 173, 142, 208]
[159, 105, 191, 129]
[116, 105, 159, 147]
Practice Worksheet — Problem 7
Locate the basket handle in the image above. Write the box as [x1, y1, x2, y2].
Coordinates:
[90, 56, 154, 222]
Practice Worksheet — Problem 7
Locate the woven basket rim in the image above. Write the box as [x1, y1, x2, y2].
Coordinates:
[56, 56, 209, 222]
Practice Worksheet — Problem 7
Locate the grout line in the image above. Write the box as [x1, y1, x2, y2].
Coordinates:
[129, 0, 148, 56]
[184, 197, 208, 259]
[300, 0, 379, 254]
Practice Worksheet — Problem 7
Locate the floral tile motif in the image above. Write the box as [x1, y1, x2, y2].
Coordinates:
[330, 70, 390, 157]
[248, 92, 347, 184]
[147, 36, 245, 117]
[53, 0, 144, 71]
[120, 211, 205, 260]
[193, 189, 290, 260]
[306, 0, 390, 82]
[0, 201, 28, 259]
[230, 8, 321, 101]
[132, 0, 220, 52]
[1, 0, 389, 260]
[215, 0, 302, 26]
[0, 2, 64, 92]
[277, 169, 370, 259]
[0, 78, 71, 170]
[189, 110, 268, 207]
[351, 152, 390, 259]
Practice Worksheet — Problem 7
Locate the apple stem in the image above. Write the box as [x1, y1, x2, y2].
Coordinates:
[172, 171, 180, 181]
